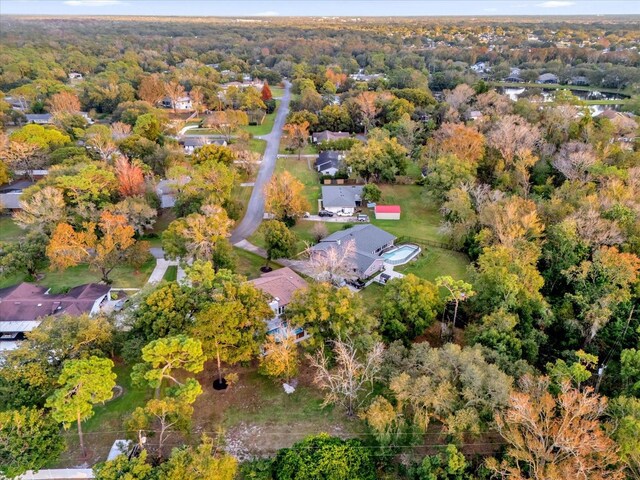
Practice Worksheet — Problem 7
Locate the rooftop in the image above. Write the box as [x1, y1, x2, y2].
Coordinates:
[321, 185, 363, 208]
[250, 267, 308, 307]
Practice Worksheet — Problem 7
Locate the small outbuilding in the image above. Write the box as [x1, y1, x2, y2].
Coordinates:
[374, 205, 401, 220]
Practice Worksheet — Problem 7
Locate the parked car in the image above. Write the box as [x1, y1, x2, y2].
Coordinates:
[356, 214, 369, 222]
[336, 210, 352, 217]
[347, 279, 366, 289]
[318, 210, 334, 217]
[303, 211, 310, 218]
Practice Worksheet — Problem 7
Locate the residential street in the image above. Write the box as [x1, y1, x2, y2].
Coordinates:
[230, 80, 292, 244]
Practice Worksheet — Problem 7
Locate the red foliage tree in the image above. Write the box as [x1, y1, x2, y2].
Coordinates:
[261, 81, 273, 101]
[115, 156, 145, 198]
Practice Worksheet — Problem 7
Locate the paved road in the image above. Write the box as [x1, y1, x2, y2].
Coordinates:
[230, 80, 292, 244]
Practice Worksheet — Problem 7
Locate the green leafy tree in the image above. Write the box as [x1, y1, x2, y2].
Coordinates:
[414, 445, 472, 480]
[159, 434, 238, 480]
[346, 134, 408, 183]
[0, 407, 65, 479]
[191, 144, 237, 166]
[0, 231, 48, 278]
[379, 274, 442, 343]
[361, 183, 381, 203]
[10, 124, 70, 150]
[93, 449, 154, 480]
[133, 113, 162, 141]
[193, 275, 271, 381]
[260, 220, 297, 267]
[46, 357, 116, 458]
[422, 154, 477, 202]
[546, 350, 598, 390]
[285, 283, 377, 348]
[435, 276, 475, 329]
[132, 335, 205, 398]
[271, 434, 376, 480]
[609, 396, 640, 478]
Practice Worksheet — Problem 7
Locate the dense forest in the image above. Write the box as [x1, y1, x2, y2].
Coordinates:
[0, 15, 639, 480]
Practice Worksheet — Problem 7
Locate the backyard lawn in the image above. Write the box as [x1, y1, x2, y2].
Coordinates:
[249, 138, 267, 155]
[249, 220, 350, 257]
[241, 100, 280, 136]
[396, 247, 470, 282]
[0, 257, 156, 291]
[367, 185, 446, 244]
[278, 144, 318, 155]
[162, 265, 178, 282]
[234, 247, 282, 279]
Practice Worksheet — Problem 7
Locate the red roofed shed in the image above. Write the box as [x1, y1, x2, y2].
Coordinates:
[374, 205, 401, 220]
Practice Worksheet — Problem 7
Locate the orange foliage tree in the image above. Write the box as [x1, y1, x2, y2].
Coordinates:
[488, 375, 625, 480]
[138, 74, 166, 105]
[429, 122, 485, 164]
[47, 211, 146, 283]
[283, 121, 309, 160]
[115, 156, 146, 197]
[326, 68, 347, 88]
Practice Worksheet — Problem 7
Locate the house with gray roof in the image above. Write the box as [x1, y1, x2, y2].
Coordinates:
[180, 136, 227, 154]
[321, 185, 363, 215]
[310, 224, 396, 279]
[0, 178, 36, 210]
[537, 73, 559, 84]
[315, 151, 343, 176]
[311, 130, 351, 144]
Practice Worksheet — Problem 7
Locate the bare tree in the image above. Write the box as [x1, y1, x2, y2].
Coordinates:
[308, 339, 384, 416]
[488, 115, 541, 167]
[0, 140, 45, 181]
[444, 83, 475, 111]
[86, 128, 118, 162]
[306, 238, 358, 286]
[311, 222, 328, 243]
[13, 186, 67, 234]
[571, 207, 624, 246]
[552, 142, 597, 183]
[111, 122, 132, 140]
[164, 80, 186, 113]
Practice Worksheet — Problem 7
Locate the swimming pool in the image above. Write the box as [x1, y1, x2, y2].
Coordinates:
[382, 244, 421, 266]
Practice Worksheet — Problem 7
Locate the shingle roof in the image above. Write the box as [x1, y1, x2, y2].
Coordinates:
[315, 151, 342, 172]
[321, 185, 364, 209]
[250, 267, 308, 307]
[320, 224, 395, 253]
[313, 131, 350, 143]
[0, 282, 111, 329]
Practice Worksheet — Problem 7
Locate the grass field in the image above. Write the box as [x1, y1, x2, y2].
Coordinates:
[367, 185, 446, 243]
[0, 257, 156, 291]
[278, 144, 319, 155]
[241, 100, 281, 136]
[249, 138, 267, 155]
[234, 247, 282, 279]
[397, 247, 470, 281]
[0, 216, 22, 243]
[270, 86, 285, 98]
[163, 265, 178, 282]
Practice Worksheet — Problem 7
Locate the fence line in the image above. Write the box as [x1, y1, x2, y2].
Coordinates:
[396, 235, 450, 250]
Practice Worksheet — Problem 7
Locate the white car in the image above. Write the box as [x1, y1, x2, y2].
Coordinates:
[336, 211, 353, 217]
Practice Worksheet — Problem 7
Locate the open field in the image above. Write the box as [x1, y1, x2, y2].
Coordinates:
[368, 185, 446, 243]
[397, 247, 470, 281]
[249, 138, 267, 155]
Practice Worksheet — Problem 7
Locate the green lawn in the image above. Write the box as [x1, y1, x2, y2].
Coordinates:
[231, 183, 253, 219]
[367, 185, 446, 244]
[249, 220, 350, 257]
[163, 265, 178, 282]
[275, 156, 322, 213]
[241, 100, 280, 136]
[0, 257, 156, 291]
[278, 144, 319, 155]
[234, 247, 282, 279]
[249, 138, 267, 155]
[142, 209, 176, 248]
[56, 363, 151, 467]
[0, 216, 22, 243]
[270, 86, 285, 98]
[396, 247, 470, 282]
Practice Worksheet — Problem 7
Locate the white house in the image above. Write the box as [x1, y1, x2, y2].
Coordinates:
[162, 96, 193, 110]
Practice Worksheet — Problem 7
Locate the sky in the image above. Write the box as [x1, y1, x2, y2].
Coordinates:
[1, 0, 639, 17]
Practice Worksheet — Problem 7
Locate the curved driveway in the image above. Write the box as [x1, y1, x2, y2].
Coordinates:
[230, 81, 292, 244]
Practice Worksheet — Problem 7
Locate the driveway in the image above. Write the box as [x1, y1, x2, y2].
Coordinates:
[301, 216, 364, 223]
[231, 80, 292, 244]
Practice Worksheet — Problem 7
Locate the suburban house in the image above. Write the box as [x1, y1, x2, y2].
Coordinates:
[349, 69, 386, 82]
[374, 205, 401, 220]
[68, 72, 84, 81]
[321, 185, 363, 215]
[25, 112, 93, 124]
[0, 178, 35, 211]
[504, 74, 523, 83]
[537, 73, 559, 84]
[181, 136, 227, 154]
[570, 76, 590, 86]
[249, 267, 310, 342]
[311, 130, 351, 144]
[310, 224, 396, 279]
[162, 96, 193, 110]
[315, 151, 344, 176]
[0, 283, 112, 351]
